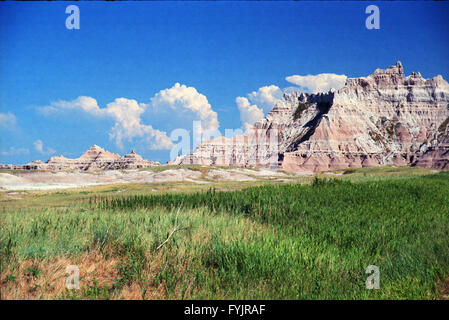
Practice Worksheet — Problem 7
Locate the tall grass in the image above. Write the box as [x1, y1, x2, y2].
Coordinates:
[1, 171, 448, 299]
[93, 172, 449, 298]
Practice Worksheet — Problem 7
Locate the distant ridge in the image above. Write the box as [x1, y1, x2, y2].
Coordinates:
[0, 145, 159, 171]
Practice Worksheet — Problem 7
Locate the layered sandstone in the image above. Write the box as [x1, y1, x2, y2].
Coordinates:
[1, 145, 159, 171]
[413, 120, 449, 169]
[177, 62, 449, 172]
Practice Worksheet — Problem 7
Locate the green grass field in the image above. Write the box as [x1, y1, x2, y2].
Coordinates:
[1, 167, 448, 299]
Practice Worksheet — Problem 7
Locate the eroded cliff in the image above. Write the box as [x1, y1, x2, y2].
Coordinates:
[177, 62, 449, 172]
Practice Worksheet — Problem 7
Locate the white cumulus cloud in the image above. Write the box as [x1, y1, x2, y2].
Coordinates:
[235, 96, 265, 130]
[38, 96, 102, 117]
[39, 96, 173, 150]
[37, 83, 219, 151]
[285, 73, 347, 93]
[105, 98, 173, 150]
[149, 83, 219, 133]
[235, 85, 282, 129]
[247, 85, 283, 114]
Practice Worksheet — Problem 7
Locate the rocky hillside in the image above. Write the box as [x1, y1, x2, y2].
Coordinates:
[1, 145, 159, 171]
[176, 62, 449, 171]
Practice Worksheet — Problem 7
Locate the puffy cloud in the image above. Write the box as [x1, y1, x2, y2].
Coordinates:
[235, 85, 282, 129]
[285, 73, 347, 93]
[38, 96, 103, 117]
[39, 96, 173, 150]
[235, 96, 265, 130]
[149, 83, 219, 133]
[0, 112, 17, 129]
[0, 146, 29, 156]
[247, 85, 283, 114]
[39, 83, 219, 151]
[105, 98, 173, 150]
[33, 139, 56, 155]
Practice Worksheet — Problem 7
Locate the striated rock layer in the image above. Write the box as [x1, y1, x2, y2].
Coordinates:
[176, 62, 449, 172]
[1, 145, 159, 171]
[413, 120, 449, 170]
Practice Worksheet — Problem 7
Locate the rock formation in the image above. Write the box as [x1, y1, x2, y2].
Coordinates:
[176, 62, 449, 172]
[1, 145, 159, 171]
[413, 119, 449, 169]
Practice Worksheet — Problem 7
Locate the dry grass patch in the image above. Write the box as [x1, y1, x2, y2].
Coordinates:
[440, 278, 449, 300]
[1, 251, 119, 299]
[0, 249, 171, 300]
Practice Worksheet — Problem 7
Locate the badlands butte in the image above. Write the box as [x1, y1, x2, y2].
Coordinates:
[175, 62, 449, 171]
[2, 62, 449, 177]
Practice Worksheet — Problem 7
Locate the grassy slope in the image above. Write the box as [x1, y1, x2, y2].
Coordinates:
[1, 167, 448, 299]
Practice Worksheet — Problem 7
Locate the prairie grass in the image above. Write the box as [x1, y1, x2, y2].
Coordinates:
[1, 169, 448, 299]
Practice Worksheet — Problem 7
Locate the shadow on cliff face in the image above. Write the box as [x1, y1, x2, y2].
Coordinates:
[286, 100, 332, 153]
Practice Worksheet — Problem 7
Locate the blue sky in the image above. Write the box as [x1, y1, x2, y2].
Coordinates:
[1, 1, 448, 164]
